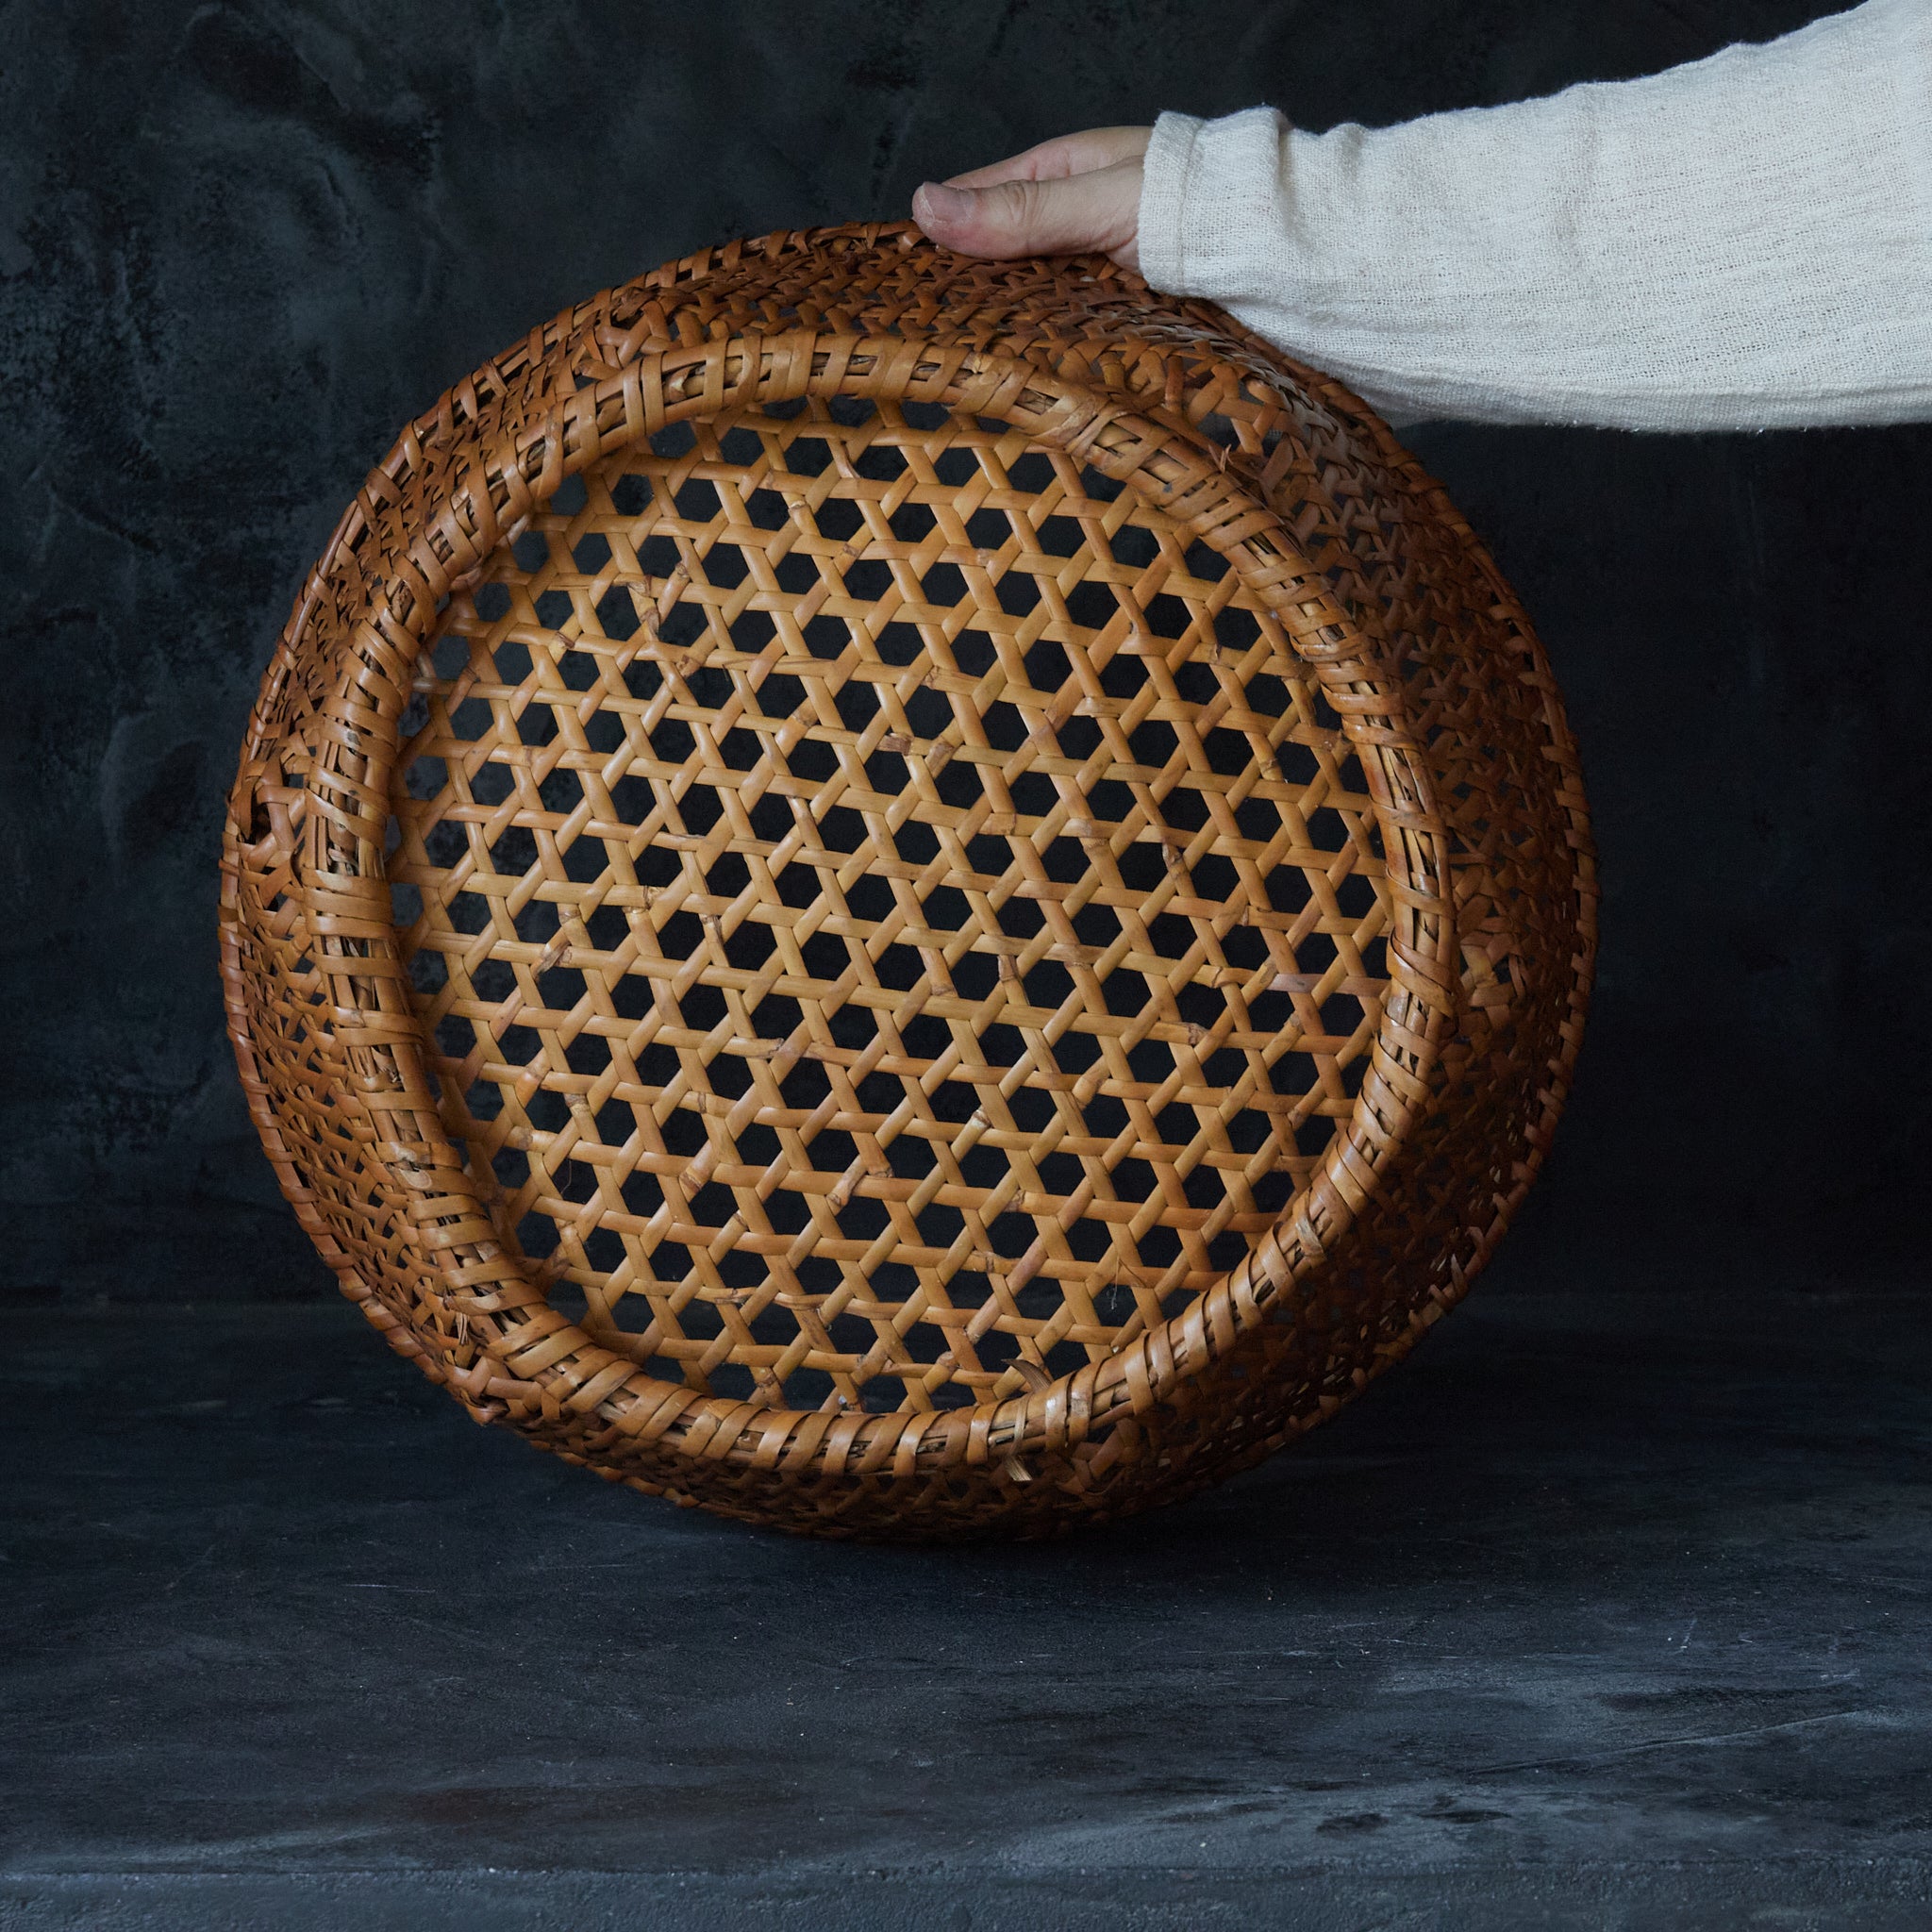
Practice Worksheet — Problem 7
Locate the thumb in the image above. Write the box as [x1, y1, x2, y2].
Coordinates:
[913, 160, 1141, 266]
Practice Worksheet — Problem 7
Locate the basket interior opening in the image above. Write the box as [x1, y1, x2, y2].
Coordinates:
[387, 389, 1390, 1416]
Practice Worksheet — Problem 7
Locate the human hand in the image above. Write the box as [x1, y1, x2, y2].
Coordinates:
[911, 126, 1152, 269]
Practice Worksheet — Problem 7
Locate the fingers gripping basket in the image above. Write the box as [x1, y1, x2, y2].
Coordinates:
[221, 225, 1594, 1541]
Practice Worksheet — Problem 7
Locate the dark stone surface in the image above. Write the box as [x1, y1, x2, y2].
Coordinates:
[5, 0, 1927, 1302]
[6, 1263, 1930, 1927]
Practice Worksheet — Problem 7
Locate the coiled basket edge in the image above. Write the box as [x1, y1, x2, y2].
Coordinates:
[220, 222, 1595, 1541]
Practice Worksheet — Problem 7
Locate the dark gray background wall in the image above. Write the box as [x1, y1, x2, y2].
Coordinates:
[4, 0, 1924, 1304]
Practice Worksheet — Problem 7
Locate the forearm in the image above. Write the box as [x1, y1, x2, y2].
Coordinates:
[1138, 0, 1932, 430]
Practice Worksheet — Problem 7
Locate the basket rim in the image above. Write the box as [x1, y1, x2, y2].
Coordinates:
[222, 232, 1457, 1483]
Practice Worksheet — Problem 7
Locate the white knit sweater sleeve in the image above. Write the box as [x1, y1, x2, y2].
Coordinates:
[1137, 0, 1932, 429]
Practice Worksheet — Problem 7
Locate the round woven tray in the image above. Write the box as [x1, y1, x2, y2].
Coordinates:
[221, 223, 1594, 1541]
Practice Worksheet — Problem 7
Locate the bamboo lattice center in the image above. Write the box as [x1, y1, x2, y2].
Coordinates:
[391, 392, 1391, 1415]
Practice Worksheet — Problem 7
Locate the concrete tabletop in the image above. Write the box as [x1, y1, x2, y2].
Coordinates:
[6, 1271, 1928, 1929]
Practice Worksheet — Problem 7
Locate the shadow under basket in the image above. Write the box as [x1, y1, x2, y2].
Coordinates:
[220, 223, 1595, 1541]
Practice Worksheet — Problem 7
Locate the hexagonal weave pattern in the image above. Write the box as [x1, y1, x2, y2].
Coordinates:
[221, 225, 1594, 1540]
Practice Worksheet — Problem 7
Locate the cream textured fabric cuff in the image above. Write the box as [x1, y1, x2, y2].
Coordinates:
[1137, 108, 1281, 300]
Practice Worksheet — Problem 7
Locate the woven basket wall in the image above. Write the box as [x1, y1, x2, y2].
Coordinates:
[221, 223, 1594, 1541]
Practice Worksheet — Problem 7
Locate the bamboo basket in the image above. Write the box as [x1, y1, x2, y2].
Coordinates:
[221, 224, 1594, 1541]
